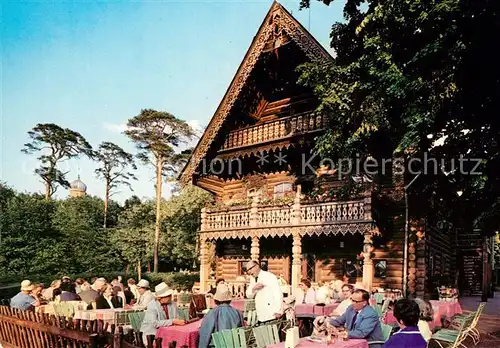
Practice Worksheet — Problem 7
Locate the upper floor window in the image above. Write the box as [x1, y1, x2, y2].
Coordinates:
[274, 182, 293, 198]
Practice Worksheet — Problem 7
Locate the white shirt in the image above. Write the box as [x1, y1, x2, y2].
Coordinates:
[333, 298, 352, 316]
[418, 320, 432, 342]
[134, 290, 155, 309]
[315, 286, 331, 304]
[245, 270, 283, 322]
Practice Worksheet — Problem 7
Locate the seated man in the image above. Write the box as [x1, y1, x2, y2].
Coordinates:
[140, 282, 185, 345]
[198, 283, 244, 348]
[329, 289, 384, 348]
[10, 280, 40, 311]
[383, 299, 427, 348]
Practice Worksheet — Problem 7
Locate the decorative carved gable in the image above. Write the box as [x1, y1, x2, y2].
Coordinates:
[179, 1, 332, 186]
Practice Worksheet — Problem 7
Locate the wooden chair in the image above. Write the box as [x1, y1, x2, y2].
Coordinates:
[430, 312, 474, 348]
[212, 328, 249, 348]
[246, 310, 258, 326]
[448, 302, 485, 345]
[367, 322, 393, 346]
[252, 324, 279, 348]
[128, 311, 146, 332]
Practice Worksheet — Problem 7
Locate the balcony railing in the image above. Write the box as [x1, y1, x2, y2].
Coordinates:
[201, 198, 371, 231]
[220, 111, 326, 151]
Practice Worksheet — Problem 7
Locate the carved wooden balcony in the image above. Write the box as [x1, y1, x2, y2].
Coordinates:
[200, 198, 373, 240]
[219, 111, 326, 152]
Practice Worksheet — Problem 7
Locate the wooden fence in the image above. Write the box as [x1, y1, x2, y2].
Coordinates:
[0, 306, 167, 348]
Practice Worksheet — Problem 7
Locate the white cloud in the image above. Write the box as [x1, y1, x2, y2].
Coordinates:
[103, 123, 129, 133]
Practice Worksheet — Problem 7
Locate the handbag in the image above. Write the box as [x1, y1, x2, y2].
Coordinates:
[284, 326, 299, 348]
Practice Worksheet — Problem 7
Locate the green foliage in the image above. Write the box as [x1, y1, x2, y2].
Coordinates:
[111, 199, 155, 269]
[21, 123, 93, 198]
[160, 185, 213, 266]
[94, 142, 137, 196]
[141, 272, 199, 291]
[0, 188, 124, 283]
[52, 196, 123, 274]
[299, 0, 500, 234]
[0, 192, 62, 278]
[125, 109, 195, 178]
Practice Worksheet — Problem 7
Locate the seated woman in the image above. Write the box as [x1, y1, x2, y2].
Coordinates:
[95, 284, 122, 309]
[413, 298, 434, 342]
[315, 281, 331, 305]
[57, 282, 81, 302]
[296, 278, 316, 304]
[383, 299, 427, 348]
[198, 283, 243, 348]
[208, 278, 225, 295]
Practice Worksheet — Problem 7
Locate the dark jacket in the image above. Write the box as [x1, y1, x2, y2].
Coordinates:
[59, 292, 81, 302]
[79, 289, 100, 304]
[95, 295, 123, 309]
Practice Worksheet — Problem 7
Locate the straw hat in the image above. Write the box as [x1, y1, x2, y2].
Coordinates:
[155, 282, 174, 298]
[137, 279, 150, 288]
[20, 280, 34, 291]
[213, 283, 232, 302]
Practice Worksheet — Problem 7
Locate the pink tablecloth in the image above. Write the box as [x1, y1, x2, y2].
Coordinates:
[156, 320, 202, 348]
[267, 337, 368, 348]
[232, 299, 246, 312]
[429, 300, 462, 318]
[383, 311, 397, 325]
[295, 303, 339, 317]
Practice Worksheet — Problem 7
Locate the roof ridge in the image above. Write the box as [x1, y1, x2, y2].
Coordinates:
[179, 1, 333, 186]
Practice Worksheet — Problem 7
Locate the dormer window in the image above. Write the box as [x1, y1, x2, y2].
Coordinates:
[274, 182, 293, 198]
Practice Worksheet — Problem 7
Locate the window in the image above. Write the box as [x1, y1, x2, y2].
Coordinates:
[274, 182, 293, 197]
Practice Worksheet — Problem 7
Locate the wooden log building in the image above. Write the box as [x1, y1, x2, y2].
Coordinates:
[179, 1, 470, 299]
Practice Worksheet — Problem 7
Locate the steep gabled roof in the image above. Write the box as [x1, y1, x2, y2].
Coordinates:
[179, 1, 332, 186]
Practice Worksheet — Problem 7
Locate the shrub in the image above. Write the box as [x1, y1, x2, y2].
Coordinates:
[142, 272, 199, 291]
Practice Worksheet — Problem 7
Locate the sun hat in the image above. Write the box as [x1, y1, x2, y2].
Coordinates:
[137, 279, 150, 288]
[155, 282, 174, 298]
[20, 280, 34, 291]
[213, 283, 232, 302]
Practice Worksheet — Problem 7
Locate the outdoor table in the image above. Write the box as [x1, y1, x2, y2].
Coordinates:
[295, 303, 339, 317]
[232, 299, 246, 312]
[73, 308, 143, 326]
[429, 300, 462, 319]
[156, 318, 202, 348]
[266, 337, 368, 348]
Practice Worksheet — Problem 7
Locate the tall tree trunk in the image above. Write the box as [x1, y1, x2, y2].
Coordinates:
[154, 156, 164, 273]
[137, 260, 142, 280]
[45, 181, 50, 200]
[103, 180, 109, 228]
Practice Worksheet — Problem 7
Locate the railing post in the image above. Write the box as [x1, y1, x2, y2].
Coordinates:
[201, 207, 207, 231]
[363, 196, 372, 220]
[250, 194, 259, 228]
[292, 184, 302, 225]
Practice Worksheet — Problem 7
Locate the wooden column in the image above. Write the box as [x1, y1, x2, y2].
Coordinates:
[362, 231, 374, 291]
[292, 231, 302, 296]
[251, 236, 260, 262]
[199, 237, 209, 292]
[199, 207, 209, 292]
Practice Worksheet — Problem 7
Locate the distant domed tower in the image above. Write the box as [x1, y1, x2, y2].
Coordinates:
[69, 176, 87, 197]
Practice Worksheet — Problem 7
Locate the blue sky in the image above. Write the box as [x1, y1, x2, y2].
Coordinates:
[1, 0, 345, 203]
